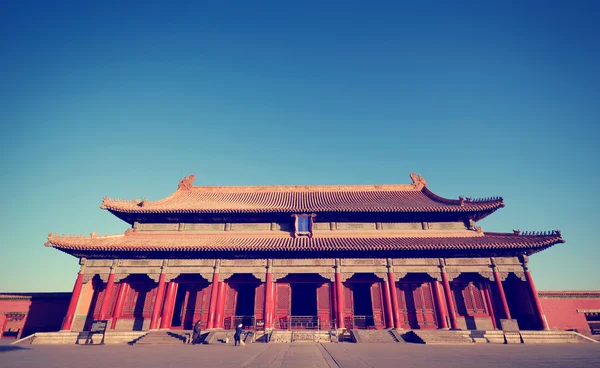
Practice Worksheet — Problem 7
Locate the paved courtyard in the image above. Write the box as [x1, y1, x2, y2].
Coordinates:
[1, 342, 599, 368]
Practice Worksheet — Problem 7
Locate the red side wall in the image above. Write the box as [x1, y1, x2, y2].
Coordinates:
[0, 293, 70, 338]
[540, 295, 600, 337]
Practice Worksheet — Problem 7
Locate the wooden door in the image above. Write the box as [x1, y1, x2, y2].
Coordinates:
[343, 283, 354, 329]
[412, 282, 437, 329]
[223, 283, 238, 329]
[370, 282, 385, 329]
[275, 283, 291, 329]
[254, 283, 265, 322]
[182, 283, 212, 329]
[317, 283, 331, 329]
[395, 283, 408, 328]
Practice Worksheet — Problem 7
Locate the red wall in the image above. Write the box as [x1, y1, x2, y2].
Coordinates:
[0, 293, 70, 338]
[540, 293, 600, 337]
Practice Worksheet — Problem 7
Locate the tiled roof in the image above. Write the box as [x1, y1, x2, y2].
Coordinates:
[538, 291, 600, 299]
[45, 230, 564, 255]
[100, 173, 504, 215]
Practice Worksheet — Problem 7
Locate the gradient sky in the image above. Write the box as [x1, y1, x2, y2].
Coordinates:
[1, 1, 599, 292]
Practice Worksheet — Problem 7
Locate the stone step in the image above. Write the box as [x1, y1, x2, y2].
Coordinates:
[408, 330, 474, 345]
[351, 330, 400, 343]
[134, 331, 187, 345]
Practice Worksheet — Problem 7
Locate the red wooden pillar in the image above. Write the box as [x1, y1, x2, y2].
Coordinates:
[493, 271, 512, 320]
[111, 282, 129, 330]
[432, 280, 449, 329]
[62, 272, 85, 331]
[334, 272, 345, 329]
[483, 282, 497, 330]
[149, 273, 167, 330]
[160, 281, 178, 329]
[264, 271, 274, 328]
[525, 270, 550, 330]
[98, 273, 116, 320]
[441, 271, 459, 329]
[387, 271, 400, 328]
[213, 281, 226, 329]
[382, 279, 394, 329]
[206, 273, 220, 329]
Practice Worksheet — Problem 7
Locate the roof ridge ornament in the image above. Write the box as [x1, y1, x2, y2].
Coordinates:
[178, 174, 196, 191]
[409, 172, 427, 190]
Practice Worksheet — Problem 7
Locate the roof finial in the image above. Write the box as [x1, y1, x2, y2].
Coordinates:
[178, 174, 196, 191]
[409, 172, 427, 190]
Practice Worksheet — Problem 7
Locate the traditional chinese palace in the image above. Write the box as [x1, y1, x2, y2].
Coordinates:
[43, 173, 567, 336]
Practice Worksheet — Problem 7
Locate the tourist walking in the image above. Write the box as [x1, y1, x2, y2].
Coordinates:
[234, 323, 243, 346]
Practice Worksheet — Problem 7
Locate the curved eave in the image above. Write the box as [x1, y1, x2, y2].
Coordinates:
[45, 231, 564, 258]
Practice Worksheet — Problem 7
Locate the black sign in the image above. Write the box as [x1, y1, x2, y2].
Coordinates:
[255, 319, 265, 331]
[90, 320, 108, 333]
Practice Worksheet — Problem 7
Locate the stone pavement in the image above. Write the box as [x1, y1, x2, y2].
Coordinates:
[0, 342, 599, 368]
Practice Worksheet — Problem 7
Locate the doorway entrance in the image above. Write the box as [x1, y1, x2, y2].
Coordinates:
[352, 283, 374, 329]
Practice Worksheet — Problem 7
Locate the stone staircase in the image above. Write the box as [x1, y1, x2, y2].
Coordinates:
[350, 329, 403, 343]
[519, 330, 597, 344]
[406, 330, 474, 344]
[132, 331, 188, 345]
[267, 330, 335, 343]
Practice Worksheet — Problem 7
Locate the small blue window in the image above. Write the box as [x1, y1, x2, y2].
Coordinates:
[298, 216, 310, 232]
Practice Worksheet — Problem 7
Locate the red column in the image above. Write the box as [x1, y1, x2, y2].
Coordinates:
[111, 282, 129, 330]
[149, 273, 167, 330]
[263, 272, 274, 328]
[441, 271, 459, 329]
[525, 270, 550, 330]
[483, 283, 497, 330]
[213, 281, 226, 329]
[387, 271, 400, 329]
[206, 273, 220, 329]
[432, 280, 449, 329]
[98, 273, 116, 320]
[160, 281, 178, 329]
[382, 280, 394, 329]
[331, 279, 337, 327]
[334, 272, 345, 329]
[493, 271, 512, 320]
[62, 272, 85, 331]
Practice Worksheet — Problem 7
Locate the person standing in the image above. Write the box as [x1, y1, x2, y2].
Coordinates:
[234, 323, 243, 346]
[191, 320, 202, 344]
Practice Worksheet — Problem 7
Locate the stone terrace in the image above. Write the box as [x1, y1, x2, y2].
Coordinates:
[1, 341, 599, 368]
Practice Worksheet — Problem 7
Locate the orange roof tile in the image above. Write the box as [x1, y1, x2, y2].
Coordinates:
[45, 230, 563, 256]
[100, 173, 504, 216]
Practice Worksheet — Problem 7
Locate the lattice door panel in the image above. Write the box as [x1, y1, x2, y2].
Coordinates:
[254, 283, 265, 320]
[453, 282, 488, 317]
[317, 282, 331, 329]
[370, 282, 385, 329]
[343, 283, 354, 329]
[412, 282, 437, 329]
[395, 283, 409, 328]
[275, 283, 290, 329]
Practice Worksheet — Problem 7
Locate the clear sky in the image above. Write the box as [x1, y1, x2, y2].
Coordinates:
[1, 1, 598, 292]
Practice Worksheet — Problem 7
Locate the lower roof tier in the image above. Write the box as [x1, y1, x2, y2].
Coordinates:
[45, 229, 564, 258]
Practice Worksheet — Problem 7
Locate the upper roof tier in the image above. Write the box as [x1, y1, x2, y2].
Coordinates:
[100, 173, 504, 223]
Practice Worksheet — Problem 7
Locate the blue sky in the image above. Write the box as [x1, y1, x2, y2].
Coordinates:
[1, 1, 598, 291]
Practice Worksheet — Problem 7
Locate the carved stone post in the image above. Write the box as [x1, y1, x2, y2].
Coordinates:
[62, 260, 86, 331]
[149, 261, 168, 330]
[440, 259, 459, 330]
[99, 262, 117, 320]
[334, 259, 345, 329]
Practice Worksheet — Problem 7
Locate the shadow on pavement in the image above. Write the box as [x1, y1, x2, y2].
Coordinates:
[0, 344, 31, 353]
